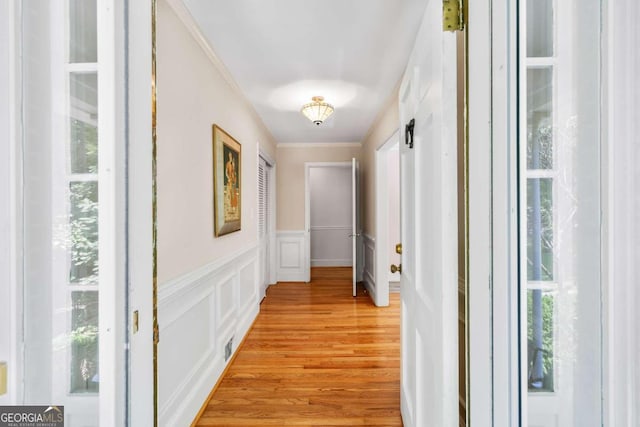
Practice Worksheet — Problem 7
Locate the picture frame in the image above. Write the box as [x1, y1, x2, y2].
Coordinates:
[212, 124, 241, 236]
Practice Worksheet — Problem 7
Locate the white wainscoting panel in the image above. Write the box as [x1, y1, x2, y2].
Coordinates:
[363, 234, 377, 304]
[276, 231, 307, 282]
[157, 245, 260, 426]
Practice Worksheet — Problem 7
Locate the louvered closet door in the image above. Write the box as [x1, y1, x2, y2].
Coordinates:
[258, 157, 271, 300]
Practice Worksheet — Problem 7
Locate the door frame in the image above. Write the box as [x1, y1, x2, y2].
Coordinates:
[604, 0, 640, 423]
[128, 0, 155, 425]
[373, 130, 400, 307]
[466, 0, 518, 424]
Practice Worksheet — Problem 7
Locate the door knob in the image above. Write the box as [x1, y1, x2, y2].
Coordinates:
[390, 264, 402, 274]
[395, 243, 402, 254]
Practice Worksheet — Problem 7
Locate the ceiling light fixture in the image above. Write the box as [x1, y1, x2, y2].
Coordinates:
[300, 96, 334, 125]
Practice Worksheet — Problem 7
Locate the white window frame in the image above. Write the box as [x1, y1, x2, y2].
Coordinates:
[51, 0, 101, 409]
[0, 0, 23, 407]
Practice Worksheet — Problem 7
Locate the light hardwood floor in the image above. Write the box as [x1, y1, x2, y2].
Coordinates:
[193, 267, 402, 426]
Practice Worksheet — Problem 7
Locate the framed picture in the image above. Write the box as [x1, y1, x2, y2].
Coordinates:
[213, 125, 241, 236]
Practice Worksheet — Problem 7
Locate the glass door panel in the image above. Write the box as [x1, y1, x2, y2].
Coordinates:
[21, 1, 104, 424]
[519, 0, 603, 425]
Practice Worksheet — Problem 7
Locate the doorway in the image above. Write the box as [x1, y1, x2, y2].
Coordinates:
[374, 131, 401, 307]
[304, 161, 362, 295]
[308, 164, 352, 268]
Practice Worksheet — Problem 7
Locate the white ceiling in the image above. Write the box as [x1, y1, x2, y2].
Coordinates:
[182, 0, 427, 144]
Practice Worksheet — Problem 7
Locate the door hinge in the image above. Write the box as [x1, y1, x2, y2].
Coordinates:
[153, 322, 160, 345]
[443, 0, 465, 32]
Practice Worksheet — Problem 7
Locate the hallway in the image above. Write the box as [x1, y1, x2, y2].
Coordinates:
[193, 267, 402, 426]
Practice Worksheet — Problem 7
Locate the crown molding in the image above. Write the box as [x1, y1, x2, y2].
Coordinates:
[276, 142, 362, 149]
[164, 0, 243, 102]
[163, 0, 276, 147]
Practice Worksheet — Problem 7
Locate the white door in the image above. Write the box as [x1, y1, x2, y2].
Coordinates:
[129, 0, 155, 424]
[18, 1, 135, 425]
[351, 158, 361, 297]
[398, 1, 459, 425]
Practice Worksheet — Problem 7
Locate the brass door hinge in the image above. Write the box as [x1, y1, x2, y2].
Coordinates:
[443, 0, 465, 32]
[153, 322, 160, 345]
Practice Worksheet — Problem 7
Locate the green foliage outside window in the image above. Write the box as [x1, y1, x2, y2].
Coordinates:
[70, 180, 98, 285]
[70, 291, 99, 393]
[527, 290, 554, 391]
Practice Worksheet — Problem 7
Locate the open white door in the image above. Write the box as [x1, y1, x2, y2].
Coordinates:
[398, 2, 459, 426]
[129, 0, 155, 424]
[351, 158, 361, 297]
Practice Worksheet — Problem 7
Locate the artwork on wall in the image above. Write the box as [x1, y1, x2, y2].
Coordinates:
[213, 124, 241, 236]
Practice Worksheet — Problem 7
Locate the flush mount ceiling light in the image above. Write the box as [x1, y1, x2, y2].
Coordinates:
[300, 96, 334, 125]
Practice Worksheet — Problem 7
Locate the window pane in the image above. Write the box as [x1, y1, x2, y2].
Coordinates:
[527, 68, 553, 170]
[70, 72, 98, 173]
[70, 181, 99, 285]
[69, 0, 97, 63]
[70, 291, 99, 393]
[527, 289, 554, 392]
[521, 0, 603, 424]
[22, 1, 104, 423]
[527, 178, 553, 281]
[527, 0, 553, 57]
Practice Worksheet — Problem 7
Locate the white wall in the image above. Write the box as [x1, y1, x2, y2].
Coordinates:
[157, 0, 276, 284]
[310, 166, 352, 267]
[157, 0, 277, 424]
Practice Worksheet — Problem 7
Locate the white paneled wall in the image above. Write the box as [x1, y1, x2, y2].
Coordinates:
[362, 234, 377, 303]
[276, 231, 307, 282]
[157, 245, 259, 426]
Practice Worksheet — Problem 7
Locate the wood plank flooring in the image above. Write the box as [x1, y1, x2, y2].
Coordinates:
[194, 267, 402, 426]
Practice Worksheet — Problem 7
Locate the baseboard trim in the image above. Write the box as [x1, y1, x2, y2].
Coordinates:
[363, 270, 377, 303]
[311, 259, 352, 267]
